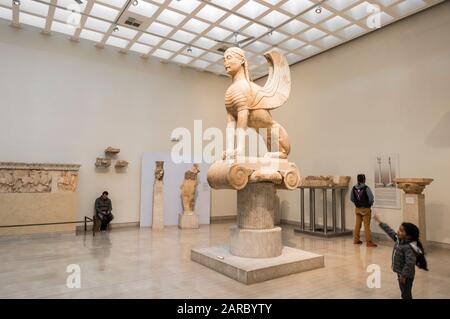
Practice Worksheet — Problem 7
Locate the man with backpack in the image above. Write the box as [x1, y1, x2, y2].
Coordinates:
[351, 174, 377, 247]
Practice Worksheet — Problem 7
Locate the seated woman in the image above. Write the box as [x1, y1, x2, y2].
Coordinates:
[95, 191, 114, 231]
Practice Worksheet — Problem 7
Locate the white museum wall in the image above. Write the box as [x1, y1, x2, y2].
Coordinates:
[0, 21, 236, 223]
[0, 2, 449, 245]
[268, 3, 450, 244]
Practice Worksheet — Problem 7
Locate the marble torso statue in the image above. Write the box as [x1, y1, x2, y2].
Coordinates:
[180, 164, 200, 213]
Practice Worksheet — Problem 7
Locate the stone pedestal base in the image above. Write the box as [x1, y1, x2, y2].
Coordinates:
[403, 193, 427, 248]
[191, 245, 324, 285]
[178, 212, 199, 229]
[230, 226, 282, 258]
[152, 180, 164, 229]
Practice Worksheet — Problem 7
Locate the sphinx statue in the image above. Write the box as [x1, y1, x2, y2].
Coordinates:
[192, 48, 324, 284]
[223, 47, 291, 159]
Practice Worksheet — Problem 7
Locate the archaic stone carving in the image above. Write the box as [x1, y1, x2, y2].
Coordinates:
[0, 162, 80, 193]
[223, 47, 291, 160]
[394, 178, 433, 194]
[301, 176, 334, 187]
[300, 176, 351, 187]
[95, 158, 111, 168]
[180, 164, 200, 213]
[206, 48, 300, 258]
[152, 161, 164, 229]
[154, 161, 164, 181]
[179, 164, 201, 229]
[115, 160, 129, 168]
[57, 171, 79, 192]
[105, 147, 120, 154]
[193, 48, 325, 284]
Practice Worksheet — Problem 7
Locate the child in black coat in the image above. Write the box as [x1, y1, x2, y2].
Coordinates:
[373, 213, 428, 299]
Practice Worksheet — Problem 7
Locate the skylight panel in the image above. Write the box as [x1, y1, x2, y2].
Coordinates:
[241, 23, 268, 38]
[113, 25, 138, 39]
[20, 0, 49, 17]
[326, 0, 360, 11]
[128, 0, 158, 18]
[157, 9, 186, 26]
[219, 14, 250, 31]
[191, 60, 210, 69]
[138, 33, 163, 46]
[337, 24, 366, 39]
[169, 0, 201, 14]
[195, 4, 227, 22]
[301, 6, 333, 24]
[210, 0, 241, 10]
[237, 0, 269, 19]
[20, 12, 46, 28]
[147, 22, 173, 36]
[80, 28, 104, 42]
[98, 0, 127, 9]
[299, 28, 327, 42]
[171, 30, 197, 43]
[0, 7, 12, 20]
[152, 48, 174, 60]
[259, 10, 290, 28]
[172, 55, 193, 65]
[279, 19, 309, 35]
[205, 26, 232, 41]
[106, 36, 129, 48]
[193, 37, 217, 49]
[51, 20, 76, 36]
[84, 17, 111, 33]
[281, 0, 314, 15]
[130, 42, 152, 55]
[182, 18, 210, 34]
[280, 38, 305, 50]
[321, 16, 351, 32]
[160, 39, 185, 52]
[91, 3, 119, 22]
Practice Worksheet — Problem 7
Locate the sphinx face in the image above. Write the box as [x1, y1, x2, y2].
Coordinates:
[224, 53, 244, 76]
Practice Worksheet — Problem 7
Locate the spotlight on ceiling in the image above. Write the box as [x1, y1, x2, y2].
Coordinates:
[315, 5, 322, 14]
[187, 47, 193, 53]
[74, 0, 83, 4]
[12, 0, 20, 5]
[113, 26, 119, 32]
[132, 0, 138, 6]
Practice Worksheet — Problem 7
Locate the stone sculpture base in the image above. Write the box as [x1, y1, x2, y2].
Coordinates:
[402, 193, 427, 249]
[230, 226, 282, 258]
[152, 180, 164, 229]
[191, 245, 324, 285]
[178, 212, 199, 229]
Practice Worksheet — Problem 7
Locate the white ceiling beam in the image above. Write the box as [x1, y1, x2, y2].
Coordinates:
[71, 0, 95, 42]
[42, 0, 56, 35]
[11, 1, 20, 28]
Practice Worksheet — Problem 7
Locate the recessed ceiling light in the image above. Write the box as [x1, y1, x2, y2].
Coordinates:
[187, 47, 193, 53]
[132, 0, 138, 6]
[74, 0, 83, 5]
[13, 0, 20, 6]
[315, 6, 322, 14]
[113, 25, 119, 32]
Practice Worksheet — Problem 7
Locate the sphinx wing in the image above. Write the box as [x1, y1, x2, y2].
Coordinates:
[250, 51, 291, 110]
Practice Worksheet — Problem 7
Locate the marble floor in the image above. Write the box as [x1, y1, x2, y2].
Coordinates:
[0, 223, 449, 299]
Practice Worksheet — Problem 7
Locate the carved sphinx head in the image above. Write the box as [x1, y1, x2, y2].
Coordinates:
[223, 47, 250, 80]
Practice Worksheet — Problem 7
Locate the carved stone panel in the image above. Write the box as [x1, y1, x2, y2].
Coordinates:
[0, 162, 81, 193]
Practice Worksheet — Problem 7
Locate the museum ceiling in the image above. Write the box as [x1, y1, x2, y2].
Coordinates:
[0, 0, 444, 79]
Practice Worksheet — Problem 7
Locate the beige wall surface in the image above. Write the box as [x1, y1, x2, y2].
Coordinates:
[0, 20, 235, 224]
[0, 193, 77, 235]
[266, 3, 450, 244]
[1, 3, 449, 243]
